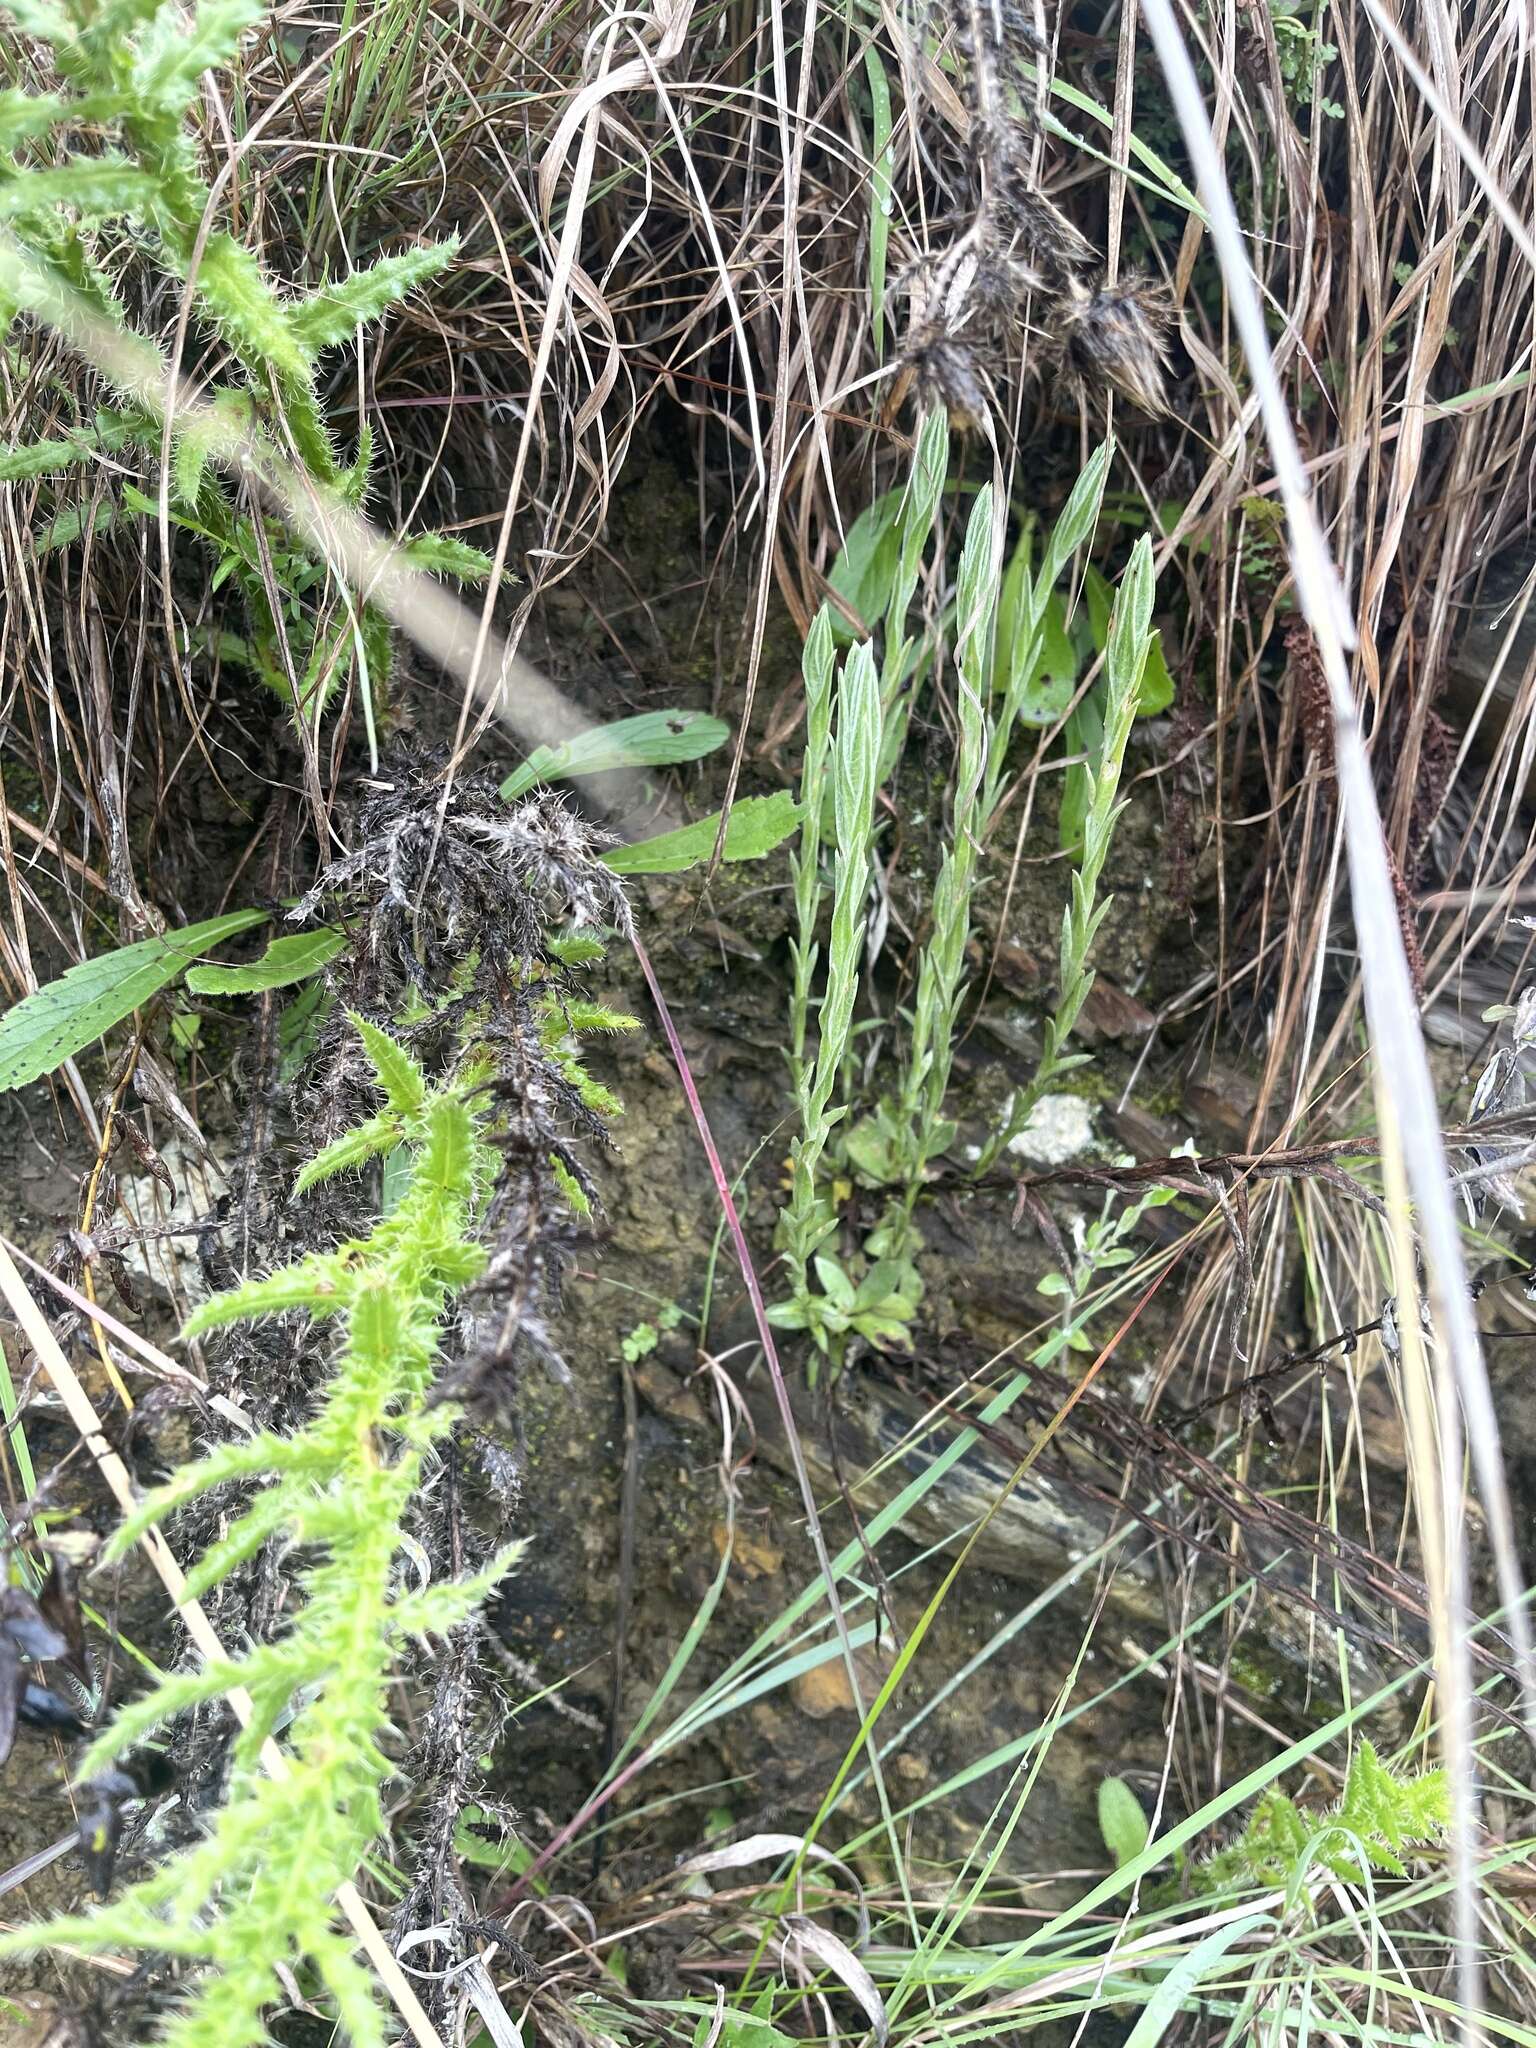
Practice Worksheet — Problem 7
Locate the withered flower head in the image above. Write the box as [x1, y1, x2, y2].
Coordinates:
[901, 328, 994, 431]
[290, 749, 631, 1002]
[1051, 272, 1174, 415]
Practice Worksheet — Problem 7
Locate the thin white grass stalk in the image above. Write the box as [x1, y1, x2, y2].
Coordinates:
[975, 536, 1155, 1174]
[709, 0, 819, 877]
[1134, 2, 1536, 2035]
[0, 1237, 445, 2048]
[444, 0, 703, 777]
[0, 236, 676, 833]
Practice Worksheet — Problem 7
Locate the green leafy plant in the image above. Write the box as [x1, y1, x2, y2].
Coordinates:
[621, 1297, 684, 1363]
[770, 636, 887, 1369]
[1037, 1175, 1180, 1350]
[0, 1017, 521, 2046]
[0, 0, 492, 731]
[773, 426, 1164, 1361]
[973, 533, 1159, 1173]
[0, 907, 273, 1091]
[1099, 1775, 1152, 1868]
[604, 792, 801, 876]
[1195, 1739, 1449, 1900]
[500, 708, 730, 801]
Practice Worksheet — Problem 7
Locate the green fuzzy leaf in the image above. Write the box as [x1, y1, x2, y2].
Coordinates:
[1039, 436, 1113, 588]
[352, 1013, 427, 1115]
[293, 1111, 400, 1196]
[185, 927, 344, 995]
[0, 158, 163, 226]
[1098, 1776, 1151, 1868]
[0, 432, 97, 482]
[0, 908, 268, 1091]
[131, 0, 267, 110]
[286, 240, 458, 353]
[550, 1153, 591, 1217]
[181, 1249, 358, 1334]
[392, 529, 500, 584]
[501, 707, 730, 802]
[603, 792, 801, 875]
[0, 88, 121, 148]
[388, 1538, 526, 1639]
[191, 233, 312, 388]
[545, 932, 606, 967]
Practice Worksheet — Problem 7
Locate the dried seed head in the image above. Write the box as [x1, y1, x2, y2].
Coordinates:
[902, 328, 995, 430]
[1050, 273, 1174, 415]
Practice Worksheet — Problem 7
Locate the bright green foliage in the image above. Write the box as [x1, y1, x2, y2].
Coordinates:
[183, 927, 345, 995]
[537, 984, 639, 1122]
[1098, 1775, 1152, 1868]
[0, 0, 481, 731]
[0, 1018, 526, 2047]
[502, 706, 731, 802]
[0, 907, 269, 1091]
[774, 426, 1164, 1362]
[603, 792, 801, 875]
[1037, 1177, 1179, 1350]
[770, 637, 886, 1370]
[1196, 1740, 1449, 1899]
[974, 533, 1159, 1173]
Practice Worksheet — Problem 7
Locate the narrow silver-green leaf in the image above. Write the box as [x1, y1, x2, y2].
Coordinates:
[1122, 1913, 1269, 2046]
[1040, 436, 1114, 589]
[0, 909, 268, 1092]
[185, 927, 344, 996]
[501, 709, 730, 802]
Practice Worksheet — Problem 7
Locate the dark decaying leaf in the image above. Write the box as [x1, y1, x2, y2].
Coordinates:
[19, 1678, 91, 1740]
[0, 1582, 71, 1664]
[72, 1756, 175, 1898]
[38, 1558, 90, 1685]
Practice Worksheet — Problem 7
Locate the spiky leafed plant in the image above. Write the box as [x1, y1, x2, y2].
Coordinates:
[0, 0, 492, 726]
[0, 1021, 510, 2046]
[0, 770, 639, 2046]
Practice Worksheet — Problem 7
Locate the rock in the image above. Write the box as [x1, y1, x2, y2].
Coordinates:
[1076, 978, 1156, 1044]
[791, 1643, 894, 1719]
[712, 1520, 783, 1579]
[1005, 1092, 1095, 1165]
[1180, 1056, 1259, 1143]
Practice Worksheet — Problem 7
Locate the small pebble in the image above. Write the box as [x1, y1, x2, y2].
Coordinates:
[1005, 1093, 1095, 1165]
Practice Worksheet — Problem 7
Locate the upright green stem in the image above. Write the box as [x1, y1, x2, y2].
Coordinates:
[973, 534, 1156, 1175]
[778, 643, 884, 1308]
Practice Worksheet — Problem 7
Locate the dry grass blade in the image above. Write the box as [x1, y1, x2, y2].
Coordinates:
[1135, 0, 1536, 2033]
